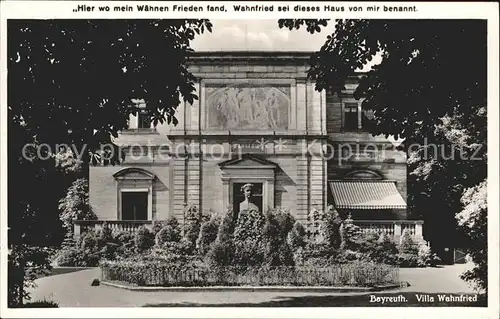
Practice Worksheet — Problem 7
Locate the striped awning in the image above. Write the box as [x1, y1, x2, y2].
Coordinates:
[329, 181, 407, 209]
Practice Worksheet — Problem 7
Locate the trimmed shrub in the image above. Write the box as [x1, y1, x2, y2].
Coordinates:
[319, 205, 342, 249]
[100, 260, 398, 287]
[112, 231, 135, 259]
[145, 238, 195, 264]
[397, 253, 419, 267]
[262, 208, 295, 267]
[184, 204, 203, 250]
[196, 215, 221, 255]
[97, 223, 113, 246]
[399, 229, 418, 254]
[79, 231, 98, 252]
[339, 216, 362, 250]
[151, 219, 166, 235]
[233, 209, 266, 266]
[417, 243, 441, 267]
[155, 216, 182, 246]
[207, 206, 235, 266]
[357, 232, 399, 265]
[134, 226, 155, 252]
[288, 221, 307, 250]
[53, 246, 99, 267]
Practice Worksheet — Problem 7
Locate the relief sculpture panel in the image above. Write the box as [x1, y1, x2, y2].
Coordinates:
[205, 83, 291, 130]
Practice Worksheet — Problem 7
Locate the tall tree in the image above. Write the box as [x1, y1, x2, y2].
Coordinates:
[7, 19, 212, 306]
[278, 19, 487, 286]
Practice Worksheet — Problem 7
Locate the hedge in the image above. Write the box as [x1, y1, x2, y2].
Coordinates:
[100, 260, 399, 287]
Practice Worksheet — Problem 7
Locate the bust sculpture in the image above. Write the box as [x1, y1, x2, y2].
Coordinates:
[239, 183, 259, 212]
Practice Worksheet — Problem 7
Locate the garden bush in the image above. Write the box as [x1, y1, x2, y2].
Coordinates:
[183, 204, 207, 250]
[339, 216, 362, 250]
[417, 242, 442, 267]
[397, 253, 420, 267]
[155, 217, 182, 247]
[53, 245, 100, 267]
[78, 230, 98, 251]
[142, 238, 196, 264]
[262, 208, 295, 267]
[196, 215, 221, 255]
[288, 221, 307, 250]
[97, 223, 113, 246]
[135, 226, 155, 252]
[233, 209, 266, 266]
[356, 232, 399, 265]
[100, 259, 398, 287]
[151, 219, 166, 235]
[399, 229, 418, 254]
[318, 205, 342, 249]
[207, 206, 235, 266]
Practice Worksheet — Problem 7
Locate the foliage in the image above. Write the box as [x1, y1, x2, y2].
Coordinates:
[278, 18, 486, 284]
[233, 209, 266, 266]
[207, 206, 235, 266]
[183, 205, 207, 251]
[399, 229, 418, 254]
[143, 239, 195, 264]
[356, 232, 399, 265]
[58, 178, 96, 233]
[100, 259, 398, 287]
[97, 223, 114, 245]
[397, 253, 420, 268]
[196, 215, 221, 255]
[79, 230, 99, 251]
[135, 226, 155, 252]
[278, 19, 485, 140]
[155, 216, 182, 246]
[8, 19, 212, 303]
[53, 245, 100, 267]
[456, 180, 487, 291]
[8, 245, 53, 307]
[417, 242, 441, 267]
[20, 300, 59, 308]
[112, 230, 136, 257]
[288, 221, 307, 250]
[262, 208, 295, 267]
[339, 216, 362, 250]
[151, 219, 166, 235]
[318, 205, 342, 249]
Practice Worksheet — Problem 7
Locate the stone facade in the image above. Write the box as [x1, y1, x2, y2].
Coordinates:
[88, 51, 409, 228]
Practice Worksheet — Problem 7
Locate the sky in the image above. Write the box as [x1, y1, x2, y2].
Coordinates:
[190, 20, 382, 71]
[191, 20, 330, 51]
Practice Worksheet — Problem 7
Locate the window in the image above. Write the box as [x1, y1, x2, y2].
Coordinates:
[342, 101, 374, 131]
[113, 167, 155, 221]
[121, 191, 148, 220]
[128, 99, 153, 130]
[137, 108, 151, 129]
[343, 102, 359, 131]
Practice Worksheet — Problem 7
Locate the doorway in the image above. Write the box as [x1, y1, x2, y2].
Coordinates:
[121, 191, 148, 220]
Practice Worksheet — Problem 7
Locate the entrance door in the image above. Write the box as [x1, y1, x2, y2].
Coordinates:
[121, 191, 148, 220]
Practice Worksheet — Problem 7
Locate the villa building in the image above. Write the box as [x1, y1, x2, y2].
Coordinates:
[79, 51, 423, 242]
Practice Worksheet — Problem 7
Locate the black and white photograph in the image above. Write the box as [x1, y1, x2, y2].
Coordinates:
[0, 2, 498, 318]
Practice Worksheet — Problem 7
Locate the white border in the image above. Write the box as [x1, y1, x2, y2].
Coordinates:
[0, 1, 499, 319]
